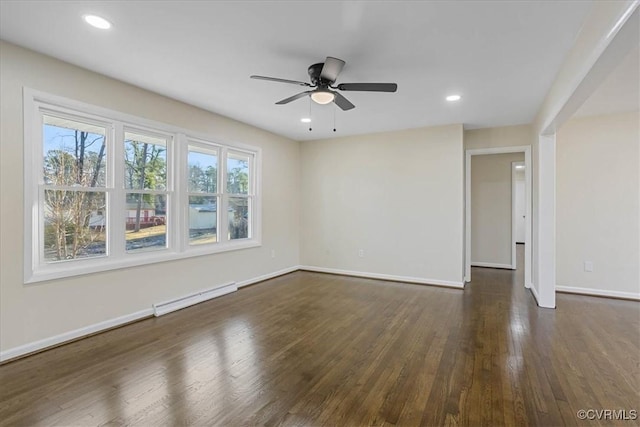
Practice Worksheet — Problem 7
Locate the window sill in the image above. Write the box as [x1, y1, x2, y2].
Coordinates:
[25, 239, 261, 284]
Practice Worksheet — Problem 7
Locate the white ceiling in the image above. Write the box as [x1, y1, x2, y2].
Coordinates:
[0, 1, 594, 141]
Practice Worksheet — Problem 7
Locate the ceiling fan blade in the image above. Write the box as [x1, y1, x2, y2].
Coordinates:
[337, 83, 398, 92]
[251, 75, 311, 87]
[320, 57, 345, 83]
[275, 91, 313, 105]
[333, 92, 355, 111]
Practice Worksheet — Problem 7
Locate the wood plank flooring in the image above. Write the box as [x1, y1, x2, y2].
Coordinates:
[1, 248, 639, 426]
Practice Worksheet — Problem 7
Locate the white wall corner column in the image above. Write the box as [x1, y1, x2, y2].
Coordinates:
[535, 134, 556, 308]
[529, 1, 639, 309]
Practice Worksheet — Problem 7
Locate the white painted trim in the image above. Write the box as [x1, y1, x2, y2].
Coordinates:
[511, 162, 517, 269]
[236, 266, 300, 287]
[26, 240, 262, 284]
[0, 266, 300, 362]
[299, 265, 465, 289]
[465, 150, 471, 281]
[1, 265, 466, 362]
[529, 284, 541, 305]
[465, 146, 532, 288]
[0, 309, 153, 362]
[511, 161, 525, 269]
[556, 286, 640, 301]
[153, 282, 237, 316]
[524, 148, 532, 289]
[471, 262, 514, 270]
[466, 146, 532, 156]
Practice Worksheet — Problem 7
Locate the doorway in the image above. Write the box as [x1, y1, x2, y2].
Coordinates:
[465, 146, 531, 288]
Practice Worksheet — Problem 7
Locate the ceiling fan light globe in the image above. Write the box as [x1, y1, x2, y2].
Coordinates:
[311, 91, 335, 105]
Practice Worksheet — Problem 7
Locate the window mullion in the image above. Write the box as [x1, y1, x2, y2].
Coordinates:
[110, 122, 126, 258]
[216, 192, 222, 245]
[166, 134, 176, 252]
[248, 195, 253, 240]
[220, 147, 229, 243]
[174, 133, 187, 252]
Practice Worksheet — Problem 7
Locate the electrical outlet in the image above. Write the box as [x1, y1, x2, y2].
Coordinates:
[358, 249, 364, 258]
[584, 261, 593, 272]
[271, 249, 276, 258]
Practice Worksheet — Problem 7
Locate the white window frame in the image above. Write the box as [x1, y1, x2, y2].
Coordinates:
[37, 109, 113, 263]
[184, 139, 221, 248]
[122, 127, 174, 254]
[225, 148, 256, 242]
[24, 88, 261, 283]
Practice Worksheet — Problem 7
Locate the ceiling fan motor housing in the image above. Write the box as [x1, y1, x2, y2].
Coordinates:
[308, 62, 328, 85]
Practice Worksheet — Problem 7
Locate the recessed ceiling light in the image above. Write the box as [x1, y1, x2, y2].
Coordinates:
[446, 94, 461, 102]
[83, 14, 112, 30]
[300, 118, 311, 123]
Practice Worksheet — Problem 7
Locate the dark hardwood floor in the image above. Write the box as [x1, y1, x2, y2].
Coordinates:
[1, 247, 638, 426]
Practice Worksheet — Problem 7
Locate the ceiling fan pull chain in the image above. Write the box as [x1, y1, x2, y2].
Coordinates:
[333, 103, 337, 132]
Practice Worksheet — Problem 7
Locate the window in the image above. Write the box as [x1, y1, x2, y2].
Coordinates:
[187, 143, 219, 246]
[41, 114, 109, 262]
[124, 130, 170, 253]
[226, 151, 253, 240]
[25, 90, 261, 283]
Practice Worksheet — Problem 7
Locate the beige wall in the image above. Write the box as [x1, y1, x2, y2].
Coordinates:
[556, 111, 640, 297]
[0, 42, 301, 353]
[5, 32, 635, 358]
[464, 124, 533, 150]
[300, 125, 465, 285]
[471, 153, 524, 267]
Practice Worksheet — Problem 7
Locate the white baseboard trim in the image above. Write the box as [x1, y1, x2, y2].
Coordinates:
[0, 308, 153, 363]
[236, 265, 301, 288]
[529, 284, 541, 305]
[1, 265, 302, 363]
[556, 285, 640, 301]
[299, 265, 464, 289]
[471, 262, 515, 270]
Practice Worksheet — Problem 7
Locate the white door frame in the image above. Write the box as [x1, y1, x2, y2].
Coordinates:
[465, 146, 532, 288]
[511, 161, 526, 269]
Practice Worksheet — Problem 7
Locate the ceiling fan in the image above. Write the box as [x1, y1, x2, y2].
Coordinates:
[250, 56, 397, 111]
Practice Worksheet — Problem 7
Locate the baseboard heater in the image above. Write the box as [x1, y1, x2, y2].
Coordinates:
[152, 282, 237, 317]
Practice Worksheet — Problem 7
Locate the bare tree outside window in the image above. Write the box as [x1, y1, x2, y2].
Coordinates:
[42, 117, 107, 261]
[124, 132, 168, 252]
[227, 153, 250, 240]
